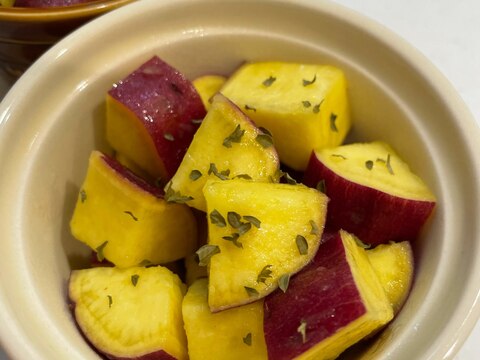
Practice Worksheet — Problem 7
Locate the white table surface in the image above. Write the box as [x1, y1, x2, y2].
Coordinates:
[0, 0, 479, 359]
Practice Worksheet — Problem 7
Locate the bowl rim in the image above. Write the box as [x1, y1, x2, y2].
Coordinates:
[1, 0, 480, 359]
[0, 0, 135, 21]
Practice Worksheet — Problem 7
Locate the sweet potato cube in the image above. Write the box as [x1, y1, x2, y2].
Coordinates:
[193, 75, 227, 110]
[303, 141, 436, 245]
[221, 62, 350, 170]
[69, 266, 187, 360]
[263, 230, 393, 360]
[70, 151, 197, 268]
[182, 279, 268, 360]
[202, 179, 328, 311]
[106, 56, 206, 182]
[167, 93, 280, 212]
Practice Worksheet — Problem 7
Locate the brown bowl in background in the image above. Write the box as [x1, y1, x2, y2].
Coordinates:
[0, 0, 134, 84]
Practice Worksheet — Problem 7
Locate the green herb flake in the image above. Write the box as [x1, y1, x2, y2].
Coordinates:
[353, 235, 371, 249]
[237, 222, 252, 235]
[196, 244, 221, 266]
[243, 215, 261, 228]
[262, 76, 276, 87]
[255, 133, 273, 148]
[96, 241, 108, 262]
[124, 211, 138, 221]
[365, 160, 374, 170]
[164, 132, 175, 141]
[386, 154, 394, 175]
[107, 295, 113, 308]
[297, 320, 307, 343]
[164, 182, 194, 204]
[330, 113, 338, 132]
[310, 220, 319, 235]
[296, 235, 308, 255]
[189, 169, 202, 181]
[210, 209, 226, 227]
[302, 74, 317, 86]
[223, 124, 245, 148]
[302, 100, 311, 108]
[79, 189, 87, 203]
[243, 332, 252, 346]
[258, 127, 273, 137]
[222, 233, 243, 248]
[331, 154, 346, 160]
[257, 265, 273, 284]
[234, 174, 253, 180]
[312, 103, 321, 114]
[316, 179, 326, 194]
[278, 274, 291, 293]
[244, 104, 256, 112]
[208, 163, 230, 180]
[131, 274, 140, 287]
[138, 259, 154, 267]
[244, 286, 259, 297]
[227, 211, 242, 228]
[282, 172, 298, 185]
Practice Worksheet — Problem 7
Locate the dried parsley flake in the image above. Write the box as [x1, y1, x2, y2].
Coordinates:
[244, 286, 259, 297]
[124, 211, 138, 221]
[131, 274, 140, 287]
[278, 274, 291, 293]
[255, 133, 273, 148]
[302, 74, 317, 86]
[80, 189, 87, 203]
[96, 241, 108, 262]
[257, 265, 273, 284]
[296, 235, 308, 255]
[243, 332, 252, 346]
[223, 124, 245, 148]
[262, 76, 276, 87]
[189, 169, 202, 181]
[196, 244, 221, 266]
[210, 209, 226, 227]
[297, 320, 307, 343]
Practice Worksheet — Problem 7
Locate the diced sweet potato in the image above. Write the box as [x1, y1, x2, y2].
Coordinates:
[202, 179, 328, 311]
[70, 150, 197, 268]
[303, 141, 436, 245]
[69, 266, 188, 360]
[182, 279, 268, 360]
[221, 61, 350, 170]
[167, 93, 280, 212]
[263, 230, 393, 360]
[106, 56, 206, 183]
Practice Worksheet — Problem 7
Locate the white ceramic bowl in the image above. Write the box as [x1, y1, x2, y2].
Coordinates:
[1, 0, 480, 359]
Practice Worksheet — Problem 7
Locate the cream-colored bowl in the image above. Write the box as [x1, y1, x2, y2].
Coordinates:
[1, 0, 480, 359]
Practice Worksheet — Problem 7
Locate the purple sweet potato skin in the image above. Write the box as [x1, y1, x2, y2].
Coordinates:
[108, 56, 206, 179]
[263, 232, 366, 360]
[100, 152, 164, 198]
[303, 151, 435, 245]
[15, 0, 96, 7]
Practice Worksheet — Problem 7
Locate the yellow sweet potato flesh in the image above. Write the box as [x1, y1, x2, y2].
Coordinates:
[183, 279, 268, 360]
[315, 141, 436, 201]
[168, 93, 279, 212]
[69, 266, 188, 360]
[203, 179, 328, 311]
[367, 241, 414, 314]
[70, 151, 197, 268]
[106, 96, 167, 180]
[220, 62, 350, 170]
[193, 75, 227, 110]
